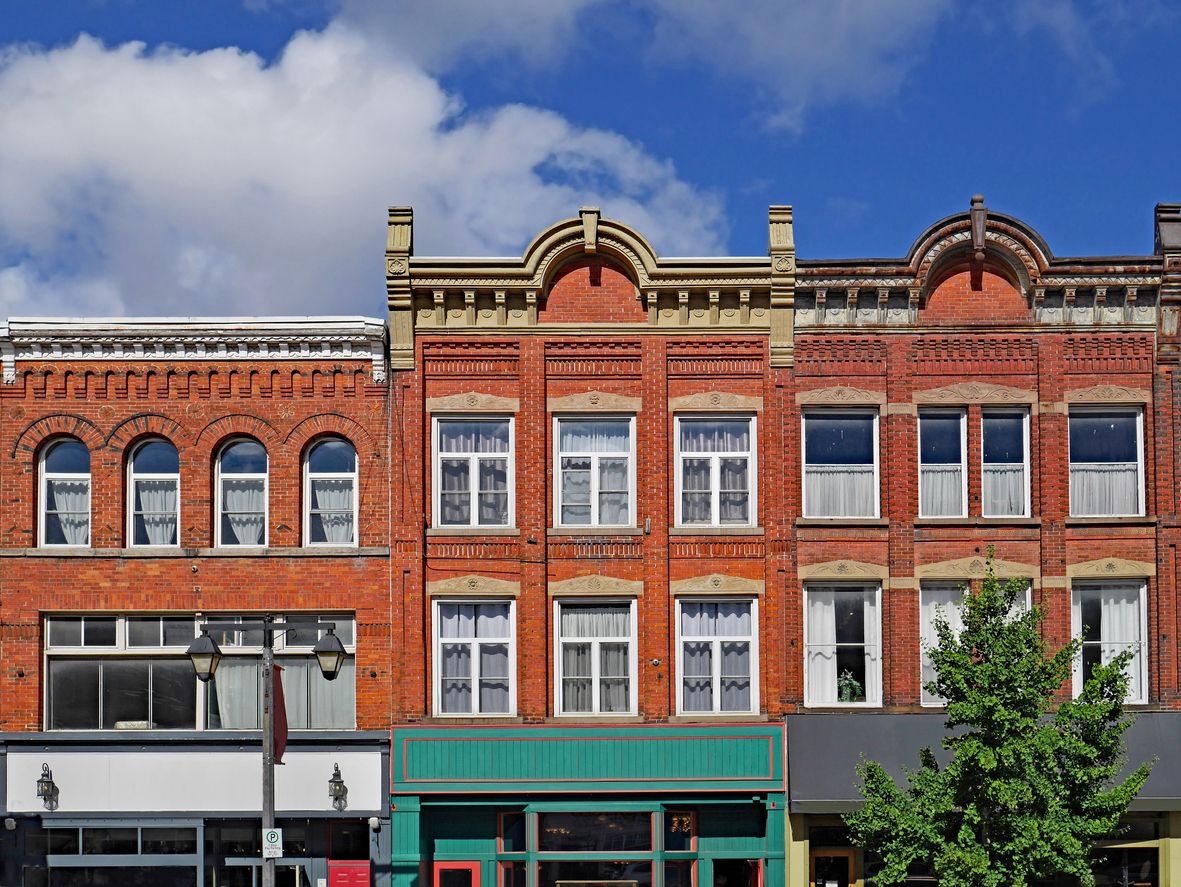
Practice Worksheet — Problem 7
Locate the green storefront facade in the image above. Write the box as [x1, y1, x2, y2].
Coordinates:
[392, 725, 786, 887]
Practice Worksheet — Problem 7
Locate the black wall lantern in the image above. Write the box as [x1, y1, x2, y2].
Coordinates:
[36, 764, 58, 811]
[328, 762, 348, 811]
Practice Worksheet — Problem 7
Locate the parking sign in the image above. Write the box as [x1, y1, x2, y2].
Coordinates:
[262, 827, 283, 859]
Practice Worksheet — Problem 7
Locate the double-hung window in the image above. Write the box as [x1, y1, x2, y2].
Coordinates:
[1069, 409, 1144, 517]
[805, 585, 881, 706]
[216, 439, 268, 546]
[434, 418, 513, 528]
[555, 417, 634, 527]
[41, 438, 91, 547]
[305, 437, 358, 545]
[918, 410, 966, 518]
[129, 439, 180, 546]
[676, 599, 757, 714]
[676, 417, 755, 527]
[802, 411, 878, 518]
[555, 601, 636, 715]
[1073, 582, 1146, 703]
[434, 601, 514, 715]
[982, 410, 1029, 517]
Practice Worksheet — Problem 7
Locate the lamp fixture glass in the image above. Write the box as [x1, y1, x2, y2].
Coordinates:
[313, 630, 347, 681]
[186, 630, 223, 683]
[328, 762, 348, 811]
[37, 763, 58, 811]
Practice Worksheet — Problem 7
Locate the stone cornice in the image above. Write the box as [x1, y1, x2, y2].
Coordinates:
[915, 556, 1039, 580]
[798, 560, 888, 582]
[1066, 557, 1155, 579]
[669, 574, 765, 595]
[547, 391, 642, 413]
[548, 574, 643, 597]
[913, 382, 1037, 405]
[668, 392, 763, 412]
[1064, 385, 1152, 404]
[425, 392, 520, 413]
[426, 574, 521, 597]
[796, 386, 885, 406]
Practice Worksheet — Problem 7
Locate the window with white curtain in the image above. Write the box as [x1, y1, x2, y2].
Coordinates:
[805, 585, 881, 706]
[676, 599, 757, 714]
[128, 439, 179, 547]
[434, 601, 514, 715]
[802, 411, 878, 518]
[434, 418, 513, 528]
[982, 410, 1029, 518]
[676, 417, 755, 527]
[555, 601, 635, 715]
[918, 410, 966, 518]
[555, 417, 634, 527]
[216, 439, 268, 547]
[41, 438, 91, 547]
[919, 582, 1030, 706]
[1072, 582, 1146, 704]
[305, 437, 358, 546]
[1069, 410, 1143, 517]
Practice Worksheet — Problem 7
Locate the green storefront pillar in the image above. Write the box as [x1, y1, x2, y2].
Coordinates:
[392, 794, 423, 887]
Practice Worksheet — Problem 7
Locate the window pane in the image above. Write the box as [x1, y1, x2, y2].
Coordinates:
[84, 617, 117, 646]
[133, 440, 179, 473]
[207, 659, 261, 729]
[219, 440, 267, 473]
[82, 827, 137, 855]
[1070, 412, 1138, 463]
[308, 657, 355, 728]
[141, 827, 198, 854]
[559, 419, 630, 453]
[439, 420, 509, 453]
[476, 603, 510, 636]
[284, 614, 321, 646]
[152, 659, 197, 729]
[983, 412, 1024, 464]
[48, 617, 82, 647]
[500, 813, 526, 853]
[1081, 592, 1102, 643]
[45, 439, 90, 473]
[308, 438, 356, 473]
[49, 659, 100, 728]
[102, 660, 151, 728]
[805, 413, 874, 465]
[25, 826, 80, 855]
[163, 618, 195, 646]
[680, 419, 749, 453]
[834, 595, 867, 645]
[538, 862, 652, 887]
[560, 605, 630, 637]
[919, 413, 962, 464]
[538, 812, 652, 852]
[128, 617, 161, 646]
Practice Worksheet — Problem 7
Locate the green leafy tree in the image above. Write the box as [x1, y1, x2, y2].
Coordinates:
[844, 552, 1153, 887]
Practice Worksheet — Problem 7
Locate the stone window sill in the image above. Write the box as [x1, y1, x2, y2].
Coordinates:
[547, 527, 643, 537]
[795, 518, 889, 528]
[426, 527, 520, 537]
[668, 526, 764, 536]
[1063, 516, 1156, 526]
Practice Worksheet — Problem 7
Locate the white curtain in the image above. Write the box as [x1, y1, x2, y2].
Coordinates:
[1070, 463, 1139, 516]
[48, 479, 90, 544]
[311, 477, 354, 544]
[304, 657, 355, 727]
[439, 459, 470, 525]
[681, 458, 712, 523]
[920, 587, 965, 705]
[804, 465, 874, 517]
[136, 478, 178, 545]
[478, 643, 510, 712]
[982, 465, 1025, 516]
[477, 459, 509, 525]
[562, 643, 592, 712]
[720, 641, 751, 711]
[718, 458, 750, 523]
[1102, 585, 1143, 701]
[806, 591, 837, 704]
[862, 591, 881, 704]
[598, 458, 630, 524]
[440, 644, 471, 713]
[920, 464, 963, 516]
[440, 603, 509, 638]
[681, 601, 751, 637]
[439, 420, 509, 453]
[209, 659, 260, 729]
[599, 642, 629, 712]
[680, 420, 749, 453]
[222, 478, 265, 544]
[682, 641, 712, 711]
[559, 420, 629, 452]
[560, 605, 630, 637]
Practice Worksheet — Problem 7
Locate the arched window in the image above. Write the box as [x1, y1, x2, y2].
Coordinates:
[216, 439, 268, 547]
[129, 439, 180, 546]
[305, 438, 357, 546]
[41, 439, 91, 547]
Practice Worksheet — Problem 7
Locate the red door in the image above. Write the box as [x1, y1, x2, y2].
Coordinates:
[434, 861, 481, 887]
[329, 859, 372, 887]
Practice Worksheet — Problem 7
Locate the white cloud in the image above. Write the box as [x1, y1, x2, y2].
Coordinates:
[0, 25, 726, 318]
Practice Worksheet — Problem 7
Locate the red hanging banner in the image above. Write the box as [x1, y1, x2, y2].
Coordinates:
[273, 663, 289, 765]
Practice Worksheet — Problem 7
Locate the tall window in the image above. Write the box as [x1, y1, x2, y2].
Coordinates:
[434, 418, 513, 528]
[434, 601, 514, 715]
[216, 439, 268, 546]
[982, 410, 1029, 517]
[555, 418, 634, 527]
[305, 438, 358, 545]
[677, 599, 757, 714]
[555, 601, 635, 715]
[128, 439, 180, 546]
[41, 438, 91, 547]
[918, 410, 966, 518]
[1073, 582, 1146, 703]
[676, 417, 755, 527]
[805, 585, 881, 706]
[802, 411, 878, 518]
[1069, 410, 1143, 517]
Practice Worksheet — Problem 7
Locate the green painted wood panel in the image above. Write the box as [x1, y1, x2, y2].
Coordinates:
[393, 725, 785, 794]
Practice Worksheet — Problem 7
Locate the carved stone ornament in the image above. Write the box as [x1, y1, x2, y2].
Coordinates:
[797, 560, 888, 581]
[795, 386, 886, 406]
[670, 574, 765, 595]
[1064, 385, 1152, 404]
[915, 557, 1039, 580]
[425, 391, 520, 413]
[913, 382, 1037, 405]
[547, 391, 642, 413]
[548, 574, 643, 597]
[1066, 558, 1155, 579]
[426, 574, 521, 597]
[667, 392, 763, 412]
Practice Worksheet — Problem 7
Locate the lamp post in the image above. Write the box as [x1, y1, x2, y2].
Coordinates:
[187, 615, 347, 887]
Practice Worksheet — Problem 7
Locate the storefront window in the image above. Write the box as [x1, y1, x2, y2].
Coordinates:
[538, 812, 652, 852]
[664, 861, 694, 887]
[539, 860, 652, 887]
[664, 812, 695, 851]
[500, 861, 527, 887]
[500, 812, 526, 853]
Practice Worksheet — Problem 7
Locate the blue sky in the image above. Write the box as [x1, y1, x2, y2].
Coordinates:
[1, 0, 1179, 317]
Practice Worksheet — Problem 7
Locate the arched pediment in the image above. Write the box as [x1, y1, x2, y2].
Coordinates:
[521, 208, 660, 293]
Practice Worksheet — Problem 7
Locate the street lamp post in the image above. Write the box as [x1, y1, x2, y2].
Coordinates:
[188, 615, 347, 887]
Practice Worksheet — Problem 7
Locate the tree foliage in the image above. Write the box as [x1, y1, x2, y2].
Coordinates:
[844, 552, 1153, 887]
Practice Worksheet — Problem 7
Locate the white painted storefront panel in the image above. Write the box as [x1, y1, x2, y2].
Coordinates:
[6, 750, 382, 814]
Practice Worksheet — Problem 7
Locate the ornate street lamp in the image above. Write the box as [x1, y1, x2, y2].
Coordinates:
[328, 763, 348, 811]
[36, 764, 58, 811]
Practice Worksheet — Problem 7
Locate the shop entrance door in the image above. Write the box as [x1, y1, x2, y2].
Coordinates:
[810, 849, 854, 887]
[434, 861, 481, 887]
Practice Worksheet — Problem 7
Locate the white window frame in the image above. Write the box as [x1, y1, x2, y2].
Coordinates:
[431, 599, 517, 717]
[673, 415, 757, 528]
[800, 409, 880, 519]
[303, 437, 359, 547]
[552, 598, 638, 716]
[1071, 581, 1148, 705]
[673, 597, 760, 715]
[981, 408, 1031, 518]
[39, 439, 91, 549]
[1067, 407, 1145, 518]
[552, 415, 636, 528]
[918, 408, 967, 518]
[127, 438, 181, 548]
[431, 415, 515, 529]
[803, 583, 883, 708]
[214, 437, 269, 548]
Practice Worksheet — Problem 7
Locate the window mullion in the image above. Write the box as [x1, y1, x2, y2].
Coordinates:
[711, 454, 720, 526]
[471, 638, 481, 714]
[712, 638, 721, 713]
[590, 638, 600, 714]
[469, 455, 479, 526]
